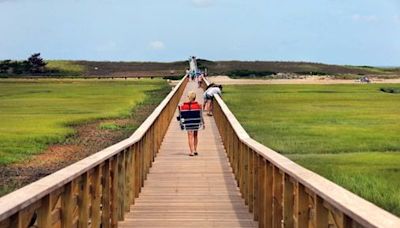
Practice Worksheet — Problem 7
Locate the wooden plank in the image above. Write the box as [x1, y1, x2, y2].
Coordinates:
[272, 167, 283, 228]
[257, 157, 266, 227]
[283, 175, 294, 227]
[91, 165, 101, 228]
[102, 160, 111, 228]
[248, 148, 254, 213]
[62, 180, 75, 228]
[125, 148, 131, 212]
[118, 150, 125, 220]
[37, 195, 52, 228]
[79, 172, 89, 228]
[264, 161, 273, 227]
[111, 155, 119, 227]
[295, 183, 309, 228]
[253, 154, 259, 221]
[118, 81, 256, 228]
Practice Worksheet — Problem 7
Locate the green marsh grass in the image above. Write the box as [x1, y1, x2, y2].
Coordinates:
[0, 79, 167, 164]
[223, 84, 400, 215]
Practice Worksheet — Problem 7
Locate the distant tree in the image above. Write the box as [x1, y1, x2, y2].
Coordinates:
[0, 60, 11, 73]
[27, 53, 47, 73]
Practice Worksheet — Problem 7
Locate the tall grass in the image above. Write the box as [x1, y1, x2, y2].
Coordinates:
[0, 79, 167, 164]
[223, 84, 400, 216]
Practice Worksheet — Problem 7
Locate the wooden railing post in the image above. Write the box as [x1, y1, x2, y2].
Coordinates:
[283, 175, 294, 228]
[62, 180, 76, 228]
[111, 155, 119, 227]
[257, 157, 266, 227]
[118, 151, 126, 221]
[273, 166, 283, 227]
[78, 172, 89, 228]
[102, 160, 111, 228]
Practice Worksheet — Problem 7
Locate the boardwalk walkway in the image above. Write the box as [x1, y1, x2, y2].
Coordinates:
[119, 81, 256, 227]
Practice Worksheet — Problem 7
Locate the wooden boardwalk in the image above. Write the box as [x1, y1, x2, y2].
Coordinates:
[119, 81, 256, 227]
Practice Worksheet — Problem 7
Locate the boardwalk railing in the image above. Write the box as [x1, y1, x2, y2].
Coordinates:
[202, 78, 400, 228]
[0, 76, 188, 228]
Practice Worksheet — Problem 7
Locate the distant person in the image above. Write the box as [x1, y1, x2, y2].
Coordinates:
[178, 91, 205, 156]
[197, 74, 203, 88]
[203, 85, 222, 116]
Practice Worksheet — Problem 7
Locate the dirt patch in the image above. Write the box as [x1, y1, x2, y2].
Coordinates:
[0, 86, 170, 196]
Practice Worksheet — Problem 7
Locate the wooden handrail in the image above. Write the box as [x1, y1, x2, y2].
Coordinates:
[202, 77, 400, 228]
[0, 76, 188, 227]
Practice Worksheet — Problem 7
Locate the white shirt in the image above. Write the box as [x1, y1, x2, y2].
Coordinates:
[205, 87, 221, 97]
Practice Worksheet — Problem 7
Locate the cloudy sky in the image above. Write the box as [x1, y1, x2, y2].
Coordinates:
[0, 0, 399, 66]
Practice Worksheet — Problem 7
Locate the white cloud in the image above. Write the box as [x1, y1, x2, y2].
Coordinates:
[192, 0, 214, 8]
[352, 14, 378, 23]
[149, 41, 165, 50]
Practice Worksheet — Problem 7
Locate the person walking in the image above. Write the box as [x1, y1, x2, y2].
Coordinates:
[203, 84, 222, 116]
[179, 91, 204, 156]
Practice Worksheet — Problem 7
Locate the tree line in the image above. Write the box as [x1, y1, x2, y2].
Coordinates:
[0, 53, 47, 75]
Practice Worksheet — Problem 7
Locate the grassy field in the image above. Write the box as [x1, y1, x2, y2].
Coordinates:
[223, 84, 400, 215]
[0, 79, 167, 164]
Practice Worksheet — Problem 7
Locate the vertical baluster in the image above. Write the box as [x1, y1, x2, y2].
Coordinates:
[118, 150, 126, 220]
[313, 195, 328, 228]
[62, 180, 75, 228]
[79, 172, 89, 228]
[294, 182, 308, 228]
[253, 154, 259, 221]
[37, 194, 52, 228]
[273, 167, 283, 228]
[248, 149, 254, 213]
[283, 175, 294, 228]
[257, 157, 266, 227]
[111, 155, 119, 227]
[102, 160, 111, 228]
[92, 166, 102, 227]
[265, 161, 273, 227]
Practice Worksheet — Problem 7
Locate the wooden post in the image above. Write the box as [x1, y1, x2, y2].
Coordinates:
[313, 195, 328, 228]
[253, 154, 259, 221]
[111, 155, 119, 227]
[294, 182, 308, 228]
[125, 148, 131, 212]
[91, 165, 102, 228]
[79, 172, 89, 228]
[37, 195, 52, 228]
[257, 157, 266, 227]
[273, 167, 283, 228]
[102, 160, 111, 228]
[265, 161, 273, 227]
[243, 144, 249, 205]
[62, 180, 75, 228]
[118, 151, 126, 220]
[283, 175, 294, 228]
[248, 149, 254, 213]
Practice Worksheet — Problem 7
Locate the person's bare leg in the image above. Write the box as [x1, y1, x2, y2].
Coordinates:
[194, 131, 198, 154]
[207, 101, 212, 116]
[187, 132, 194, 155]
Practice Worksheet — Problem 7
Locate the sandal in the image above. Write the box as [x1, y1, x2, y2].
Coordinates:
[194, 152, 198, 156]
[189, 153, 194, 156]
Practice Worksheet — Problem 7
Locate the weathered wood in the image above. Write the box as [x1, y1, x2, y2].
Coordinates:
[265, 161, 273, 227]
[102, 160, 111, 228]
[62, 180, 75, 228]
[37, 194, 52, 227]
[294, 183, 309, 228]
[257, 157, 266, 227]
[248, 148, 254, 213]
[273, 167, 283, 228]
[283, 175, 294, 228]
[253, 154, 259, 221]
[119, 82, 256, 227]
[111, 155, 119, 227]
[313, 195, 328, 228]
[78, 172, 89, 228]
[91, 165, 101, 228]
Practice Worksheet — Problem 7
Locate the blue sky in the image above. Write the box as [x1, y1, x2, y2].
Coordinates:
[0, 0, 399, 66]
